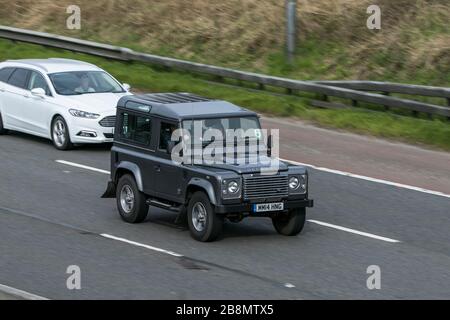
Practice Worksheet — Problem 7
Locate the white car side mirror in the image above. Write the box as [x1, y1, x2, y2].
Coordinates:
[122, 83, 131, 91]
[31, 87, 46, 97]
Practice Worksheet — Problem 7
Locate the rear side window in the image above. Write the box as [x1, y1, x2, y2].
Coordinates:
[28, 71, 50, 95]
[0, 67, 15, 82]
[8, 68, 31, 89]
[120, 112, 152, 145]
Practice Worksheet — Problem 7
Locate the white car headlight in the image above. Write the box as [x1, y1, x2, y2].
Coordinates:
[289, 176, 300, 190]
[69, 109, 100, 119]
[227, 181, 239, 194]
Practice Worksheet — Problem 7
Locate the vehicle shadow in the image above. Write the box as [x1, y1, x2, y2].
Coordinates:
[146, 206, 276, 239]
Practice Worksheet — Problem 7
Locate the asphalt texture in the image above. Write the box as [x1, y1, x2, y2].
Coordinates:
[0, 118, 449, 299]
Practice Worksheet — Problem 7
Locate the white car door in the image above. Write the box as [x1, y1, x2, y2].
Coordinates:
[1, 68, 32, 130]
[21, 71, 55, 136]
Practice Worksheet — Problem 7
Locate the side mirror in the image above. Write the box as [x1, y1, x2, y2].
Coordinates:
[122, 83, 131, 91]
[31, 87, 46, 98]
[267, 134, 273, 157]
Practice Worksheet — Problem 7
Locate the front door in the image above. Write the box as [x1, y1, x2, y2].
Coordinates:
[21, 71, 54, 136]
[153, 119, 185, 203]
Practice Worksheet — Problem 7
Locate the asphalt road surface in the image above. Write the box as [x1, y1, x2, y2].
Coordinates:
[0, 117, 449, 299]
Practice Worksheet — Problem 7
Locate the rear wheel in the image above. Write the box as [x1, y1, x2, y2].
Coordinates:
[187, 191, 223, 242]
[272, 208, 306, 236]
[116, 174, 148, 223]
[51, 116, 73, 150]
[0, 113, 8, 135]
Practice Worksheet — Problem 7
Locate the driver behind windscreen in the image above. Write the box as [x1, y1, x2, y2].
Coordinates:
[203, 118, 225, 138]
[75, 74, 95, 93]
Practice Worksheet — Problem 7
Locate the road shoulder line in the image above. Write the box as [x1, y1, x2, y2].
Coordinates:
[0, 284, 48, 300]
[56, 158, 450, 199]
[282, 158, 450, 199]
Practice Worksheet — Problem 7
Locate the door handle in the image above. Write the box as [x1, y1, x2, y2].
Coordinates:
[23, 94, 30, 98]
[154, 165, 161, 172]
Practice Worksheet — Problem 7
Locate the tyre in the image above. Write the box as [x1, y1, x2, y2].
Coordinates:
[187, 191, 223, 242]
[116, 174, 148, 223]
[272, 208, 306, 236]
[0, 113, 8, 135]
[51, 116, 73, 150]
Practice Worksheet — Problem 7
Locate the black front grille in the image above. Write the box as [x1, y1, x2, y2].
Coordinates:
[99, 116, 116, 127]
[243, 175, 288, 200]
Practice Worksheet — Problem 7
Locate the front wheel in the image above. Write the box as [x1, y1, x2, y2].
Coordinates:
[187, 191, 223, 242]
[51, 116, 73, 150]
[0, 113, 8, 135]
[272, 208, 306, 236]
[116, 174, 148, 223]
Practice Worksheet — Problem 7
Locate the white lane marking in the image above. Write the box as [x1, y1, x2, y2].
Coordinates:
[0, 284, 49, 300]
[100, 233, 184, 257]
[55, 160, 110, 175]
[284, 283, 296, 288]
[57, 158, 450, 199]
[281, 158, 450, 199]
[308, 219, 400, 243]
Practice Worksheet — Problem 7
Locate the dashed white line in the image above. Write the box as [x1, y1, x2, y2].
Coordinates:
[281, 158, 450, 199]
[0, 284, 49, 300]
[56, 160, 110, 175]
[100, 233, 184, 257]
[308, 219, 400, 243]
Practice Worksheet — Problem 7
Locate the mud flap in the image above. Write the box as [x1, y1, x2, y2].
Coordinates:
[101, 181, 116, 198]
[174, 206, 188, 226]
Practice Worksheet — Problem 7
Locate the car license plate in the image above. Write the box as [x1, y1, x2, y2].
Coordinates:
[253, 202, 284, 212]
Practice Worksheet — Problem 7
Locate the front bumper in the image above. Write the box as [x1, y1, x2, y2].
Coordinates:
[67, 116, 115, 144]
[215, 199, 314, 214]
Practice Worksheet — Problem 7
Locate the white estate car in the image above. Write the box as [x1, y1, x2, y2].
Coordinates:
[0, 58, 132, 150]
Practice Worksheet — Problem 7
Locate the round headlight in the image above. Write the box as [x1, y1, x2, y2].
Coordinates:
[289, 177, 300, 190]
[227, 181, 239, 194]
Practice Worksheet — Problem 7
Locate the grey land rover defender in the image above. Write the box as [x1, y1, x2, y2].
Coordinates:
[103, 93, 313, 242]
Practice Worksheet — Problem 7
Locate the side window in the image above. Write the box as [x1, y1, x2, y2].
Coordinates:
[7, 68, 31, 89]
[120, 112, 152, 145]
[159, 122, 178, 151]
[0, 67, 15, 83]
[28, 71, 50, 95]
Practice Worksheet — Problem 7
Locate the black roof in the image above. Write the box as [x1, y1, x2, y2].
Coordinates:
[117, 93, 257, 120]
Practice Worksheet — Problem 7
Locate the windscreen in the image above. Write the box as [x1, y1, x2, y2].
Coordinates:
[182, 116, 262, 146]
[49, 71, 124, 95]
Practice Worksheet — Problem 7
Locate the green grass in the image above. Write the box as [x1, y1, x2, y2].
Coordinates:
[1, 39, 449, 151]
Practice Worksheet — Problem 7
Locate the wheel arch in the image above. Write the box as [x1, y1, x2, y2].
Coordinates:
[186, 178, 217, 205]
[115, 161, 144, 192]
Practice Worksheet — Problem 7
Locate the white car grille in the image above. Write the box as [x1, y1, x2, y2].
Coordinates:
[99, 116, 116, 127]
